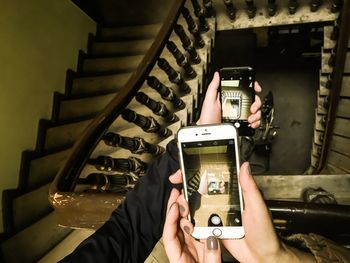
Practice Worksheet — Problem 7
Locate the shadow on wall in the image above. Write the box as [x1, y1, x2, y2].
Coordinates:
[72, 0, 175, 26]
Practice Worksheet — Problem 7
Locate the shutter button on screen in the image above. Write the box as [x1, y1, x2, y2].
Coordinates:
[212, 228, 222, 237]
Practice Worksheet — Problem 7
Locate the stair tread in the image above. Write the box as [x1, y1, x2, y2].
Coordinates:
[1, 212, 72, 263]
[99, 23, 161, 40]
[12, 183, 52, 232]
[72, 72, 131, 95]
[337, 98, 350, 118]
[45, 119, 92, 151]
[334, 117, 350, 138]
[342, 75, 350, 97]
[331, 134, 350, 157]
[327, 150, 350, 173]
[59, 93, 117, 121]
[38, 229, 95, 262]
[28, 148, 71, 190]
[82, 55, 143, 75]
[91, 39, 153, 56]
[325, 163, 349, 174]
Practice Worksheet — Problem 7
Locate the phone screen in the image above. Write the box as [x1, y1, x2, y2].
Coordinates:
[221, 73, 254, 122]
[181, 139, 242, 228]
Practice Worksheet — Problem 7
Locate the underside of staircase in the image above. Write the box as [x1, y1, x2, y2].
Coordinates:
[1, 0, 350, 262]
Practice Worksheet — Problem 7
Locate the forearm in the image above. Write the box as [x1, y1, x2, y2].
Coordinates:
[60, 140, 180, 263]
[281, 243, 317, 263]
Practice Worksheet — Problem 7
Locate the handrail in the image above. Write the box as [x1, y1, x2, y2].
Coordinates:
[50, 0, 186, 193]
[316, 0, 350, 173]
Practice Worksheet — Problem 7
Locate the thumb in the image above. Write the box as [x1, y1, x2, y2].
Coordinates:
[205, 72, 220, 103]
[204, 236, 221, 263]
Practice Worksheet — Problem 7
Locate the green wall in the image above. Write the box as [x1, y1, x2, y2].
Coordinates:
[0, 0, 96, 233]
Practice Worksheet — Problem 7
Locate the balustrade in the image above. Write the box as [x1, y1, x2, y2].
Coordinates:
[102, 132, 165, 155]
[122, 108, 173, 137]
[223, 0, 236, 20]
[136, 91, 179, 123]
[166, 41, 197, 79]
[174, 24, 201, 64]
[147, 76, 186, 109]
[181, 7, 205, 48]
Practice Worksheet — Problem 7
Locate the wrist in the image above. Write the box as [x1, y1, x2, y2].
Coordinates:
[280, 243, 316, 263]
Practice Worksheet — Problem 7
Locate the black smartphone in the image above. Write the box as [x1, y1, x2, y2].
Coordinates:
[220, 67, 255, 136]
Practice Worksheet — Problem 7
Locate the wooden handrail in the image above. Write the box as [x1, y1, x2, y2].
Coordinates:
[316, 0, 350, 173]
[50, 0, 185, 193]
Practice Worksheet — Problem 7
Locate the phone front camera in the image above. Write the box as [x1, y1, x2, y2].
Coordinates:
[195, 133, 198, 136]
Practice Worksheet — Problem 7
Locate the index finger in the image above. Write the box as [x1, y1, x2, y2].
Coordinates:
[254, 81, 262, 93]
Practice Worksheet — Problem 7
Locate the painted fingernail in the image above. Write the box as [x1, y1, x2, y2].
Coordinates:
[207, 236, 218, 250]
[184, 226, 191, 235]
[179, 205, 185, 216]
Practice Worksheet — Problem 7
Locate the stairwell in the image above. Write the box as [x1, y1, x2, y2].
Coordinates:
[1, 0, 350, 262]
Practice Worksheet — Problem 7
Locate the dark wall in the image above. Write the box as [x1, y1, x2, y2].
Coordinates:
[72, 0, 174, 26]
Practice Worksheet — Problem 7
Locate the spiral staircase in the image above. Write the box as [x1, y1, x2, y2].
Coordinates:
[1, 0, 350, 262]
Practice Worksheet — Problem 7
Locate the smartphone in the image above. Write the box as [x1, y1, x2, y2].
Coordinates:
[177, 124, 244, 239]
[220, 67, 255, 136]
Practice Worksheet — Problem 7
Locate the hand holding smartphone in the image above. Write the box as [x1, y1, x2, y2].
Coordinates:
[220, 67, 255, 136]
[177, 124, 244, 239]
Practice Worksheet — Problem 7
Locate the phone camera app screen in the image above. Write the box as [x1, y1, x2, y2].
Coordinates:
[221, 76, 253, 122]
[181, 139, 242, 227]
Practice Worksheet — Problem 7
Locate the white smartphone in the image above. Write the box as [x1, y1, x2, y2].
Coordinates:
[177, 123, 244, 239]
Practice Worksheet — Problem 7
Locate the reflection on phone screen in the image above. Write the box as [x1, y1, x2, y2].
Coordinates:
[221, 78, 253, 122]
[181, 139, 242, 227]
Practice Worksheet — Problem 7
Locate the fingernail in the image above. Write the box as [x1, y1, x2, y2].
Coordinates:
[246, 162, 252, 176]
[168, 202, 176, 214]
[184, 226, 191, 235]
[179, 205, 185, 216]
[207, 236, 218, 250]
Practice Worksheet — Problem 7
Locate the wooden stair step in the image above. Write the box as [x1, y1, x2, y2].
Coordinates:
[44, 119, 92, 151]
[254, 174, 350, 204]
[38, 229, 95, 263]
[71, 73, 131, 95]
[322, 49, 350, 74]
[11, 184, 52, 232]
[98, 24, 161, 41]
[337, 98, 350, 118]
[325, 163, 348, 174]
[327, 150, 350, 173]
[82, 55, 143, 75]
[334, 117, 350, 138]
[330, 134, 350, 157]
[58, 93, 116, 121]
[27, 148, 71, 190]
[342, 75, 350, 97]
[1, 212, 72, 263]
[90, 39, 153, 57]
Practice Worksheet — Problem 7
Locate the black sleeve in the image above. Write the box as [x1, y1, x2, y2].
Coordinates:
[60, 139, 180, 263]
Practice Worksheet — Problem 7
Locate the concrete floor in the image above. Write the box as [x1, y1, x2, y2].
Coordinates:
[207, 28, 319, 174]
